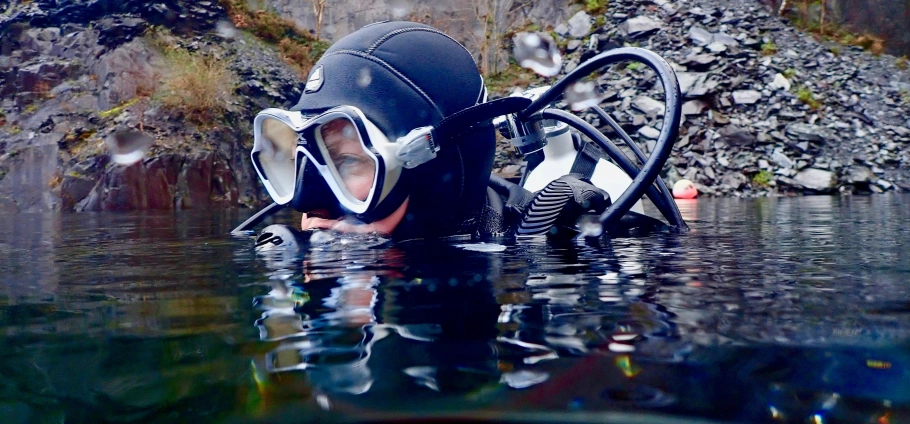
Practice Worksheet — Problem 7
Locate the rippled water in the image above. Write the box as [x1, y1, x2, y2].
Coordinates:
[1, 195, 909, 423]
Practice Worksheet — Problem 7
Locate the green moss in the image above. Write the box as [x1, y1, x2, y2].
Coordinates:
[752, 170, 773, 187]
[485, 62, 543, 96]
[576, 0, 608, 15]
[99, 98, 139, 119]
[760, 41, 778, 56]
[897, 56, 909, 70]
[782, 68, 797, 79]
[626, 62, 641, 71]
[795, 85, 822, 110]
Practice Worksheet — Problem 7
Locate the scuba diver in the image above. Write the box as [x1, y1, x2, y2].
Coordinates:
[239, 20, 688, 245]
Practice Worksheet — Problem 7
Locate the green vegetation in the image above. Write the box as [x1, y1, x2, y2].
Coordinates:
[626, 62, 642, 71]
[782, 68, 797, 79]
[219, 0, 329, 78]
[795, 85, 823, 110]
[157, 45, 237, 124]
[485, 62, 543, 95]
[752, 170, 773, 187]
[0, 109, 5, 127]
[760, 41, 778, 56]
[897, 56, 909, 70]
[577, 0, 608, 15]
[782, 0, 886, 55]
[99, 98, 139, 119]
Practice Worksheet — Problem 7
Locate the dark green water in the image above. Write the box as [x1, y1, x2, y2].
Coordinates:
[1, 195, 909, 424]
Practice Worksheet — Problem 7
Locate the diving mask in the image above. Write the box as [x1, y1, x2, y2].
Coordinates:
[251, 106, 438, 214]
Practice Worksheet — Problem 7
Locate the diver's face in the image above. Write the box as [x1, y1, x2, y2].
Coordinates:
[321, 119, 375, 202]
[301, 119, 407, 235]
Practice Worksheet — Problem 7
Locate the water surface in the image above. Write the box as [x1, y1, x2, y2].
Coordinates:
[1, 195, 909, 423]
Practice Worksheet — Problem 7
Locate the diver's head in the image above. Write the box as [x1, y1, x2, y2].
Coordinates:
[250, 21, 495, 239]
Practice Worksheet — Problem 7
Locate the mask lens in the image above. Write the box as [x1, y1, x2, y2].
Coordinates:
[257, 117, 299, 200]
[318, 118, 376, 202]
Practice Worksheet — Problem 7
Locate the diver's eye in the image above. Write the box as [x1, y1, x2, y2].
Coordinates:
[335, 154, 373, 179]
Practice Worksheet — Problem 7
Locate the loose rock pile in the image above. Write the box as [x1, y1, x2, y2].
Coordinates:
[502, 0, 910, 196]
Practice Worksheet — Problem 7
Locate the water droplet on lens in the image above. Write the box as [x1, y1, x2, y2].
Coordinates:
[565, 81, 603, 111]
[107, 129, 154, 166]
[389, 0, 412, 19]
[577, 214, 603, 237]
[512, 32, 562, 77]
[357, 67, 372, 88]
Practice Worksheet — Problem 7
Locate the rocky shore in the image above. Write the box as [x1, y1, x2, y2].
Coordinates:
[502, 0, 910, 196]
[0, 0, 301, 212]
[1, 0, 909, 214]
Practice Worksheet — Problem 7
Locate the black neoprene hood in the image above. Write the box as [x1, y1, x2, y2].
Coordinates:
[292, 21, 497, 239]
[292, 21, 485, 138]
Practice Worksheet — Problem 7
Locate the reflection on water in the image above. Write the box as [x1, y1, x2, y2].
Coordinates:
[1, 197, 910, 423]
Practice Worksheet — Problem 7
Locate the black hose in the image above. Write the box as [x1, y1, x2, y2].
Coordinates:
[231, 202, 285, 235]
[540, 109, 683, 229]
[519, 47, 684, 230]
[587, 106, 687, 230]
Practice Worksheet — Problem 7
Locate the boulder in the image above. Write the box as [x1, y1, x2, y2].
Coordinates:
[793, 168, 836, 191]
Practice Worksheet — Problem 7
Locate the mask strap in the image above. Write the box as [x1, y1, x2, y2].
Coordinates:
[392, 97, 534, 169]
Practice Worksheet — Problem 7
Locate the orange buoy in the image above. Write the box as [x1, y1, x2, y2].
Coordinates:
[672, 179, 698, 199]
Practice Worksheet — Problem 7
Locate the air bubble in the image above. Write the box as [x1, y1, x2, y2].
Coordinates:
[389, 0, 413, 19]
[577, 214, 603, 238]
[107, 129, 154, 166]
[565, 81, 603, 111]
[357, 67, 372, 88]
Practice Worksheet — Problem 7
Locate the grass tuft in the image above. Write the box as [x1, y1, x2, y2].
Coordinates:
[795, 85, 822, 110]
[752, 170, 773, 187]
[157, 46, 237, 124]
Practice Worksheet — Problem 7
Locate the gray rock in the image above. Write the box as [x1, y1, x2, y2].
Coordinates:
[722, 172, 748, 189]
[769, 73, 791, 91]
[706, 42, 727, 53]
[688, 26, 713, 46]
[771, 151, 795, 168]
[683, 54, 717, 66]
[786, 123, 826, 143]
[566, 39, 582, 52]
[567, 11, 592, 38]
[732, 90, 762, 105]
[794, 168, 836, 191]
[620, 16, 663, 39]
[682, 100, 709, 115]
[638, 126, 661, 139]
[844, 165, 875, 185]
[712, 33, 739, 47]
[718, 126, 756, 146]
[632, 96, 665, 116]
